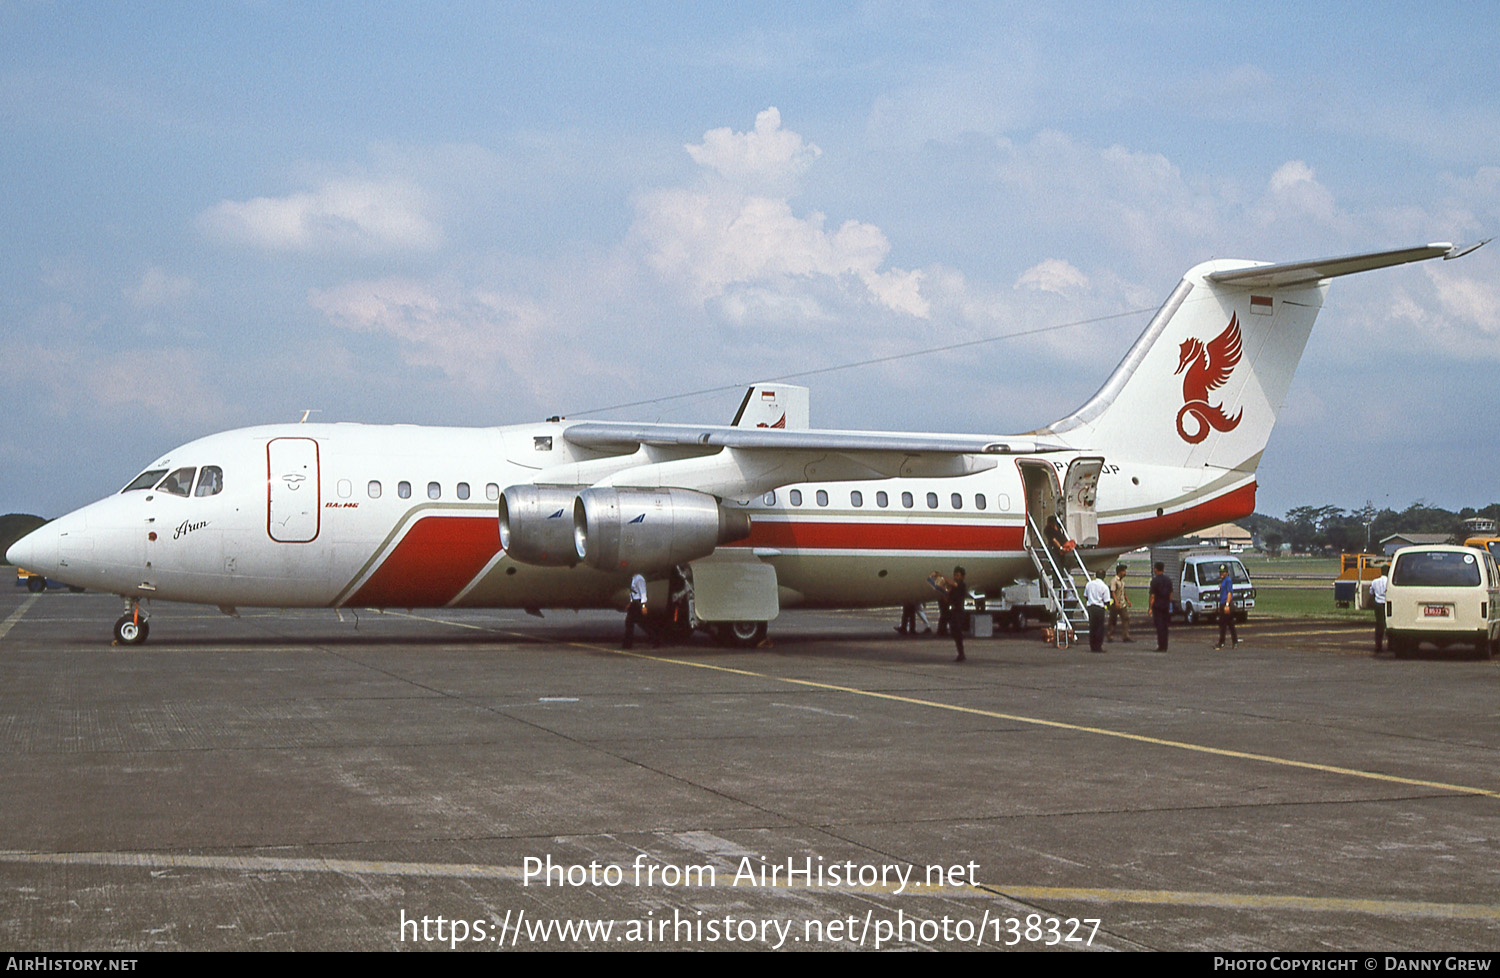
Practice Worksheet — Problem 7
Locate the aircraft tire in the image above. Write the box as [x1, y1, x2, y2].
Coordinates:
[113, 615, 149, 646]
[26, 576, 44, 593]
[716, 621, 767, 648]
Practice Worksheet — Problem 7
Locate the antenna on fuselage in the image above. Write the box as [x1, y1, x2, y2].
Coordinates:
[298, 409, 321, 424]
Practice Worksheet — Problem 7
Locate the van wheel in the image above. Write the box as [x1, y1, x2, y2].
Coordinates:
[1184, 605, 1197, 625]
[715, 622, 767, 648]
[1390, 636, 1411, 659]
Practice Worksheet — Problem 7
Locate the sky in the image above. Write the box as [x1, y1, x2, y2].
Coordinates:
[2, 2, 1497, 519]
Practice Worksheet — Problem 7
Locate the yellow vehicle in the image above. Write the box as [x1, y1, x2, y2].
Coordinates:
[1333, 552, 1387, 609]
[1463, 536, 1500, 563]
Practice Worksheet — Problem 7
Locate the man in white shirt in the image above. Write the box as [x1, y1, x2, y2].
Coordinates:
[623, 572, 659, 649]
[1369, 565, 1390, 654]
[1084, 571, 1111, 653]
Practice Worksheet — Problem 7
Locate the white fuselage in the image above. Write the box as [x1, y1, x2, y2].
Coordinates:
[28, 421, 1255, 611]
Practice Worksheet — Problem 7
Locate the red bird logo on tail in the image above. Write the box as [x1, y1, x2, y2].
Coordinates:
[1174, 314, 1244, 444]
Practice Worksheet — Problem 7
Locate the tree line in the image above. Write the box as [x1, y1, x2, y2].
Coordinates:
[1239, 502, 1500, 555]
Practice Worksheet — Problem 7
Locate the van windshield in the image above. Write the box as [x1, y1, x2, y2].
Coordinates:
[1197, 561, 1249, 585]
[1393, 551, 1481, 587]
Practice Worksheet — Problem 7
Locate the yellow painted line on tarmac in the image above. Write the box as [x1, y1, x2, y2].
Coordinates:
[386, 612, 1500, 801]
[988, 884, 1500, 921]
[3, 849, 1496, 921]
[0, 595, 40, 642]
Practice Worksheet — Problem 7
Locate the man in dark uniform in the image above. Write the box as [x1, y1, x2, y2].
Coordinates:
[1148, 561, 1173, 652]
[948, 566, 969, 662]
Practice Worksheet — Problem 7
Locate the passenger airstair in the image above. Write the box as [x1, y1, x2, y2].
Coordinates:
[1024, 513, 1092, 646]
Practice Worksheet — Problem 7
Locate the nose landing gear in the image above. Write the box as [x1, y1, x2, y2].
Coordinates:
[113, 601, 150, 646]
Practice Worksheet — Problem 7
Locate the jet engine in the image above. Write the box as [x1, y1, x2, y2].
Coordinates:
[498, 485, 585, 566]
[572, 487, 751, 572]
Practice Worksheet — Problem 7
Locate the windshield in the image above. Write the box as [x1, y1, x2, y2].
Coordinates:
[1393, 551, 1481, 588]
[155, 467, 196, 497]
[121, 468, 168, 492]
[1197, 560, 1249, 585]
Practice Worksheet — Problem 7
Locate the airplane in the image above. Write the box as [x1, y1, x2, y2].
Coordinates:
[7, 241, 1486, 647]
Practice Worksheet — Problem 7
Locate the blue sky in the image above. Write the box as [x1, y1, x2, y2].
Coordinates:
[3, 2, 1497, 518]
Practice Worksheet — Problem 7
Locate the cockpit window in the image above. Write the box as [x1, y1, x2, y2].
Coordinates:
[194, 466, 224, 497]
[122, 469, 168, 492]
[156, 467, 196, 497]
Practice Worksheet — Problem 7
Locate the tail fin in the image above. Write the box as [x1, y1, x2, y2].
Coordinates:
[731, 383, 810, 430]
[1041, 243, 1472, 472]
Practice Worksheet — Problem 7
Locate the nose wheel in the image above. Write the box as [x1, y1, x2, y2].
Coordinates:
[113, 603, 150, 646]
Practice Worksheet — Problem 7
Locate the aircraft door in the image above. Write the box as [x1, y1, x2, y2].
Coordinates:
[1016, 459, 1062, 544]
[1062, 457, 1104, 548]
[267, 437, 321, 543]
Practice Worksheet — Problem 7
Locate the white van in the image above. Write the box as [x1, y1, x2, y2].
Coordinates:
[1384, 545, 1500, 659]
[1150, 548, 1255, 623]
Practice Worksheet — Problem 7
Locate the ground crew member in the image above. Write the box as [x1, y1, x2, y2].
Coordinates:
[1108, 563, 1132, 642]
[1370, 564, 1390, 653]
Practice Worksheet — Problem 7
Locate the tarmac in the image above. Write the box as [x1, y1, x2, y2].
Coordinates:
[1, 589, 1498, 952]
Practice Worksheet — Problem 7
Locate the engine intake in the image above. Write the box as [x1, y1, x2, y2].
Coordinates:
[498, 485, 583, 566]
[573, 488, 751, 571]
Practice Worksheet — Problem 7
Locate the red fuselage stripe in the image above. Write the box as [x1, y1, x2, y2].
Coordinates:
[347, 516, 501, 607]
[344, 480, 1255, 606]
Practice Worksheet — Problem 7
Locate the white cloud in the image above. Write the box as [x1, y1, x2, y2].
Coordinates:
[634, 108, 929, 319]
[1254, 160, 1348, 232]
[685, 106, 820, 190]
[198, 179, 441, 254]
[126, 266, 192, 308]
[1015, 259, 1089, 296]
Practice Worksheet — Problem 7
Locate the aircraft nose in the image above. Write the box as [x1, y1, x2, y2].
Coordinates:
[7, 524, 57, 574]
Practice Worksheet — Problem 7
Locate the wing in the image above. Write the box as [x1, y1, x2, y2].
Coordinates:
[1203, 313, 1243, 392]
[532, 421, 1072, 500]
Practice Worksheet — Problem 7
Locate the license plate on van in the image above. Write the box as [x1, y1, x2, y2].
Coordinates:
[1423, 605, 1451, 618]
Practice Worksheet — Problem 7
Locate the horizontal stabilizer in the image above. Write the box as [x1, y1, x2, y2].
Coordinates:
[1204, 242, 1479, 289]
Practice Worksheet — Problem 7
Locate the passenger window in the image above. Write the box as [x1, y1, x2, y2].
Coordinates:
[428, 482, 441, 500]
[763, 490, 776, 506]
[901, 492, 913, 509]
[816, 490, 828, 507]
[486, 483, 499, 501]
[876, 491, 888, 508]
[194, 466, 224, 497]
[851, 490, 863, 507]
[336, 479, 351, 499]
[157, 467, 195, 497]
[790, 489, 803, 506]
[997, 493, 1010, 511]
[368, 481, 382, 499]
[975, 494, 987, 510]
[122, 468, 168, 492]
[951, 493, 962, 509]
[457, 482, 470, 500]
[398, 481, 411, 499]
[926, 492, 938, 509]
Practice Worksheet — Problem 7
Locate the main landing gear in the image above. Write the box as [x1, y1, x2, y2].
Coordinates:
[113, 600, 149, 646]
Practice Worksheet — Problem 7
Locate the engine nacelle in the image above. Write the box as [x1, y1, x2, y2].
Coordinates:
[573, 488, 751, 572]
[498, 485, 583, 566]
